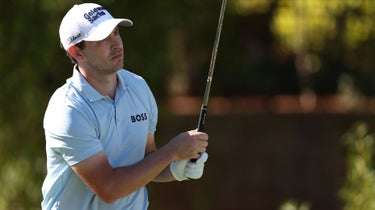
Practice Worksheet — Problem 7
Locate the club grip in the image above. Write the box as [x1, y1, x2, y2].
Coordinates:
[190, 105, 208, 163]
[197, 105, 208, 132]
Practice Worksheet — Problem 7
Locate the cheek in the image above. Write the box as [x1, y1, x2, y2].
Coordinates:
[118, 38, 123, 47]
[87, 47, 108, 60]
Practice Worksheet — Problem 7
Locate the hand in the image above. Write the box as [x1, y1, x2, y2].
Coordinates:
[186, 152, 208, 179]
[170, 159, 189, 181]
[168, 130, 209, 161]
[170, 152, 209, 181]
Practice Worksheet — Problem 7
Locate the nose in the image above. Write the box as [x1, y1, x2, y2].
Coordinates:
[107, 32, 122, 49]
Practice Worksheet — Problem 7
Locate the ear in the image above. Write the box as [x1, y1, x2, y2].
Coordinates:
[67, 46, 83, 61]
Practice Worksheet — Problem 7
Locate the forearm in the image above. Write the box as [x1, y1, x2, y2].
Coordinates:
[109, 146, 175, 201]
[152, 165, 175, 182]
[75, 145, 176, 203]
[72, 130, 208, 203]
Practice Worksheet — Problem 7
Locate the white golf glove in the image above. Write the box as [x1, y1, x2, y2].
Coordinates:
[170, 152, 209, 181]
[170, 159, 189, 181]
[186, 152, 208, 179]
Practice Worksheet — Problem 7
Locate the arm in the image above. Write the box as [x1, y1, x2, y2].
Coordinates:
[71, 130, 208, 203]
[144, 134, 177, 182]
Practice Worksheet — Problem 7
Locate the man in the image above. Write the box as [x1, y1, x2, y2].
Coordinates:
[42, 3, 209, 209]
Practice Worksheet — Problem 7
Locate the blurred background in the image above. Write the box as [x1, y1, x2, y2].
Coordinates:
[1, 0, 375, 209]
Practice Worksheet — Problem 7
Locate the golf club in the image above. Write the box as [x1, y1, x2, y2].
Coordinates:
[190, 0, 227, 166]
[197, 0, 226, 132]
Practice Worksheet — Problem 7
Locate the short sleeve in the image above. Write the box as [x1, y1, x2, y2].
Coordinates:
[145, 84, 158, 134]
[44, 88, 103, 166]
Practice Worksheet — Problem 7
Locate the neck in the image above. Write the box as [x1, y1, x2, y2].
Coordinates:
[77, 65, 118, 99]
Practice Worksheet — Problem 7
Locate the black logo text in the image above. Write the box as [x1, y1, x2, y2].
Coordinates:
[131, 113, 148, 123]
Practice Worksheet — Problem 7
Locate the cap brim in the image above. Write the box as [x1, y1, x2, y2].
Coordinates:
[84, 18, 133, 42]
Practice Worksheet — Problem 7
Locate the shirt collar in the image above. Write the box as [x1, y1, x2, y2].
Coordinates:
[68, 65, 127, 102]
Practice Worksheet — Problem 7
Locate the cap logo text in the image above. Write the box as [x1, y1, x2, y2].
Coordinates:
[84, 7, 106, 24]
[68, 32, 82, 44]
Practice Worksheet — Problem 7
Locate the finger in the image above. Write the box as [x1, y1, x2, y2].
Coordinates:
[196, 152, 208, 164]
[198, 139, 208, 147]
[185, 162, 204, 179]
[197, 147, 206, 154]
[186, 162, 203, 171]
[189, 130, 209, 141]
[192, 152, 201, 159]
[196, 132, 209, 141]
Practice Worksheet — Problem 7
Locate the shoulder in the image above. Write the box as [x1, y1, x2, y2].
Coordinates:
[44, 83, 96, 134]
[118, 69, 148, 85]
[117, 69, 153, 93]
[47, 82, 90, 113]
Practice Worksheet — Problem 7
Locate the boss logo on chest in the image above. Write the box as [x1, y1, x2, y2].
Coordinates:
[131, 113, 148, 123]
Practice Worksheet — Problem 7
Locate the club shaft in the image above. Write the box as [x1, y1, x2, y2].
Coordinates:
[197, 0, 227, 132]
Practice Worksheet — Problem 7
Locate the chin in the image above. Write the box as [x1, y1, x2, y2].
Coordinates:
[115, 61, 124, 70]
[117, 64, 124, 70]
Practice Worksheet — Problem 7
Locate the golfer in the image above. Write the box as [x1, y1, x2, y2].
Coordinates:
[41, 3, 209, 209]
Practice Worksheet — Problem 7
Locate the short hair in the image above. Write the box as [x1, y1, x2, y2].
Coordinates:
[62, 41, 86, 64]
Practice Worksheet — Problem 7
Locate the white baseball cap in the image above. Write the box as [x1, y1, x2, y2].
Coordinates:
[59, 3, 133, 50]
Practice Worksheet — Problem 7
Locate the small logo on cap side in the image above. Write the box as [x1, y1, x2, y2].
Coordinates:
[84, 6, 107, 24]
[67, 32, 82, 44]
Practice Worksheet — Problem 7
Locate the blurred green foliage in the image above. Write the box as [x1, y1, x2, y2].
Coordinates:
[339, 122, 375, 210]
[0, 0, 375, 209]
[279, 199, 310, 210]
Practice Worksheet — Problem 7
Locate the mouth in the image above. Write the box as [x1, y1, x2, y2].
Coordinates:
[111, 50, 123, 60]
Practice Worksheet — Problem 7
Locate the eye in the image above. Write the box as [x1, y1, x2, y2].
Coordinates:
[114, 27, 120, 36]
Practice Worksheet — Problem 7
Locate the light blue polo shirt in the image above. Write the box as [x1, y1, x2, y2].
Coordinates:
[42, 66, 158, 210]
